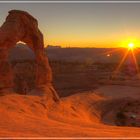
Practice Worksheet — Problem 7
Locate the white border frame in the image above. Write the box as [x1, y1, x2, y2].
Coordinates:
[0, 0, 140, 139]
[0, 1, 140, 3]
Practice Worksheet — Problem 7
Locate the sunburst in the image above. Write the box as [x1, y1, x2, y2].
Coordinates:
[112, 42, 139, 79]
[128, 43, 135, 50]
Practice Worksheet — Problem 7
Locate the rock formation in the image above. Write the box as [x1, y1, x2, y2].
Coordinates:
[0, 10, 59, 101]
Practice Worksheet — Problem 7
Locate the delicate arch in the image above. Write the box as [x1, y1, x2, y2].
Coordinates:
[0, 10, 59, 100]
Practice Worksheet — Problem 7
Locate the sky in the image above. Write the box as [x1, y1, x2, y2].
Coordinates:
[0, 2, 140, 48]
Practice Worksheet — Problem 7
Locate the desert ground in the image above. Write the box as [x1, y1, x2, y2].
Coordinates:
[0, 85, 140, 138]
[0, 46, 140, 138]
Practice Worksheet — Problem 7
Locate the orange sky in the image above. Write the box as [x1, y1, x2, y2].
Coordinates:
[1, 3, 140, 48]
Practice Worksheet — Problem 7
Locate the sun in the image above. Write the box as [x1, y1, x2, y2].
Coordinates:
[120, 38, 139, 49]
[128, 42, 135, 50]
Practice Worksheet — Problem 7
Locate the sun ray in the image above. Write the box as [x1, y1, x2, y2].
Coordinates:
[100, 48, 122, 56]
[112, 49, 129, 78]
[131, 49, 140, 79]
[89, 48, 123, 62]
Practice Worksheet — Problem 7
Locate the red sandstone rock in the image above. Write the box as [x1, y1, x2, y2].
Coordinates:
[0, 10, 59, 101]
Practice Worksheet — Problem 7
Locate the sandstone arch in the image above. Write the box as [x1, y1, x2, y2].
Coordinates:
[0, 10, 59, 101]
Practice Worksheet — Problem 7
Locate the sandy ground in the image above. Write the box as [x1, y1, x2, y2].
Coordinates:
[0, 85, 140, 138]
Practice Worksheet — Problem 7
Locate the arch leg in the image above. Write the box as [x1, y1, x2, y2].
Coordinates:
[0, 48, 14, 94]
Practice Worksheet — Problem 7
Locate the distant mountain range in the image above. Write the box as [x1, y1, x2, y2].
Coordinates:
[46, 47, 122, 63]
[8, 43, 140, 64]
[9, 43, 35, 61]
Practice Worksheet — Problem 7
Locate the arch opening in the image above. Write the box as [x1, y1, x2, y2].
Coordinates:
[9, 42, 36, 94]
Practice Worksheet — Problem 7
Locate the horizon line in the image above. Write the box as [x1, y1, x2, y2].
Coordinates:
[46, 46, 140, 49]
